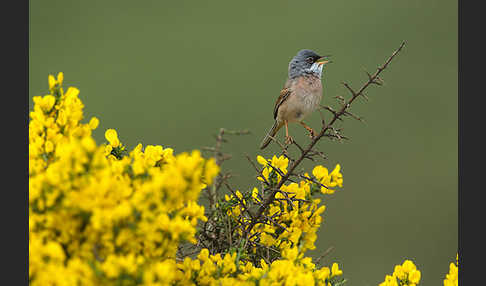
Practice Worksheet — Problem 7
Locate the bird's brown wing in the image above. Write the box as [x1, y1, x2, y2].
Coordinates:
[273, 87, 292, 120]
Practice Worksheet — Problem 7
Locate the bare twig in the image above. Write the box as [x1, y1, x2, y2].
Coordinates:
[92, 243, 105, 262]
[297, 174, 330, 190]
[262, 214, 289, 233]
[205, 128, 250, 210]
[315, 246, 335, 265]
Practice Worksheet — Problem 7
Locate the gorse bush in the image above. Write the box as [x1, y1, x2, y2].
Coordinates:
[29, 73, 457, 285]
[29, 73, 219, 285]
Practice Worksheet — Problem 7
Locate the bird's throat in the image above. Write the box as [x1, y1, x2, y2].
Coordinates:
[307, 62, 324, 78]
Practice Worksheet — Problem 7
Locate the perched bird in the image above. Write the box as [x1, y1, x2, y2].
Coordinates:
[259, 49, 331, 149]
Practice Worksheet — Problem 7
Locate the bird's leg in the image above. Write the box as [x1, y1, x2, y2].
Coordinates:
[284, 120, 293, 145]
[300, 121, 316, 138]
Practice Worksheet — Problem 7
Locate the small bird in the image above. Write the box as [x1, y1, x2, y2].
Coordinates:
[259, 49, 331, 149]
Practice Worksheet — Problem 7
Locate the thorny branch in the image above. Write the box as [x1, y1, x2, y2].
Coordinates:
[244, 42, 405, 236]
[203, 128, 250, 210]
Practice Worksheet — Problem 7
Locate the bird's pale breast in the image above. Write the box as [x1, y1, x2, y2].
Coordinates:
[277, 75, 322, 123]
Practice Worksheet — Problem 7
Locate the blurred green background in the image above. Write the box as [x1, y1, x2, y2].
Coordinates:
[29, 0, 457, 285]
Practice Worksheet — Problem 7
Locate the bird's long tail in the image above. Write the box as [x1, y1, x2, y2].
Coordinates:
[259, 121, 283, 150]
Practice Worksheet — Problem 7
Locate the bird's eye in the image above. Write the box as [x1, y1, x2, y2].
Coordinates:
[306, 57, 313, 63]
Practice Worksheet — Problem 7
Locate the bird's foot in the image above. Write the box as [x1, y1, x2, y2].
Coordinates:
[307, 128, 317, 139]
[285, 135, 294, 145]
[300, 122, 317, 139]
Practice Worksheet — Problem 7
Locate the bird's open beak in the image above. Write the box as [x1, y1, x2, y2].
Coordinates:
[317, 60, 330, 66]
[317, 56, 332, 66]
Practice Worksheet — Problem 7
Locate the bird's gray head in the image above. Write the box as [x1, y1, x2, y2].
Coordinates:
[288, 49, 330, 79]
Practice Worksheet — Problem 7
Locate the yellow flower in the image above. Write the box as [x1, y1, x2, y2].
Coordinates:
[203, 157, 219, 185]
[57, 72, 64, 85]
[331, 262, 343, 277]
[256, 155, 289, 184]
[257, 155, 267, 165]
[105, 129, 120, 147]
[315, 266, 330, 281]
[39, 95, 56, 112]
[47, 72, 64, 90]
[393, 265, 406, 280]
[198, 249, 210, 262]
[221, 253, 237, 274]
[260, 232, 276, 246]
[329, 164, 343, 187]
[104, 145, 113, 156]
[312, 164, 343, 193]
[282, 247, 298, 261]
[251, 187, 260, 202]
[88, 117, 99, 130]
[270, 155, 289, 173]
[45, 140, 54, 153]
[409, 269, 421, 284]
[381, 260, 421, 286]
[379, 275, 398, 286]
[48, 74, 56, 90]
[64, 86, 80, 98]
[312, 165, 328, 180]
[443, 257, 458, 286]
[401, 260, 416, 273]
[288, 228, 302, 244]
